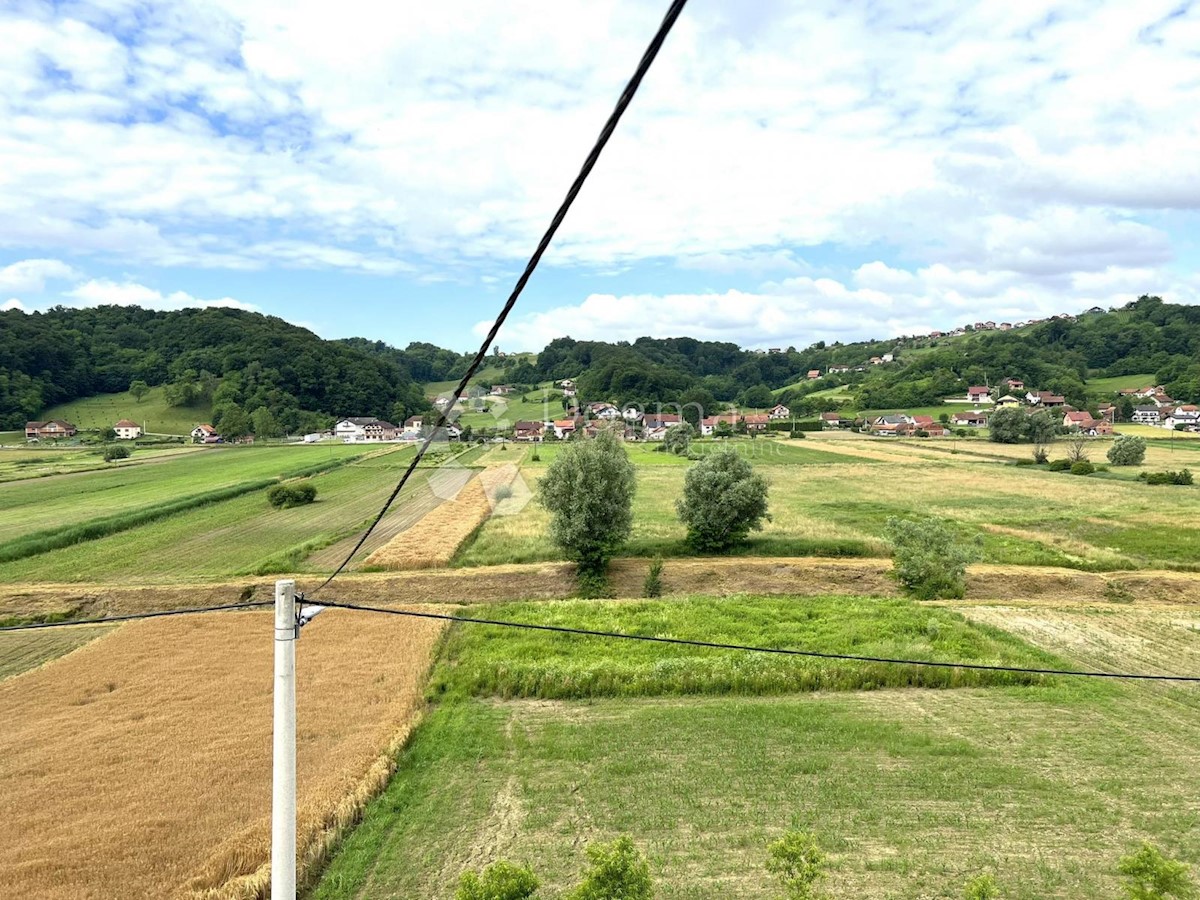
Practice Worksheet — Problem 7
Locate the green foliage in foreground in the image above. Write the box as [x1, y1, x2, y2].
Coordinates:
[1138, 469, 1194, 486]
[676, 448, 770, 551]
[567, 837, 653, 900]
[102, 444, 132, 462]
[538, 431, 636, 575]
[963, 873, 1000, 900]
[886, 517, 980, 600]
[1118, 843, 1196, 900]
[428, 596, 1066, 701]
[766, 832, 825, 900]
[456, 861, 540, 900]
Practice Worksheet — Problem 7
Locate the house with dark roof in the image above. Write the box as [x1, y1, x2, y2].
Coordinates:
[25, 420, 77, 441]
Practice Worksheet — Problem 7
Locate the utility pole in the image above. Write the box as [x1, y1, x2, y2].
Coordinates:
[273, 579, 297, 899]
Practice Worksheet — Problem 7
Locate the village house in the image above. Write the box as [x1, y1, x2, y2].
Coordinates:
[768, 403, 790, 420]
[881, 353, 894, 362]
[551, 417, 582, 440]
[1166, 407, 1200, 431]
[1025, 391, 1066, 407]
[872, 414, 914, 435]
[587, 402, 622, 420]
[805, 369, 820, 380]
[113, 419, 142, 440]
[191, 424, 221, 443]
[489, 384, 516, 396]
[431, 396, 453, 411]
[700, 413, 740, 437]
[1134, 386, 1163, 399]
[557, 379, 575, 390]
[1151, 393, 1176, 409]
[995, 395, 1021, 409]
[967, 386, 992, 404]
[827, 364, 851, 374]
[820, 412, 846, 429]
[1063, 411, 1097, 431]
[561, 383, 577, 398]
[999, 322, 1013, 330]
[1097, 403, 1116, 420]
[643, 413, 683, 440]
[1005, 378, 1025, 391]
[335, 417, 398, 442]
[25, 420, 77, 441]
[513, 421, 544, 442]
[743, 414, 770, 434]
[951, 411, 989, 427]
[621, 405, 643, 423]
[1132, 406, 1162, 425]
[869, 356, 884, 365]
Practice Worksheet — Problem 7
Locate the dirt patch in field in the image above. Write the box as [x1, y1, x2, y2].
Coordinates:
[0, 608, 446, 900]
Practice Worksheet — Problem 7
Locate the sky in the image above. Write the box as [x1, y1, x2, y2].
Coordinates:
[2, 0, 1199, 353]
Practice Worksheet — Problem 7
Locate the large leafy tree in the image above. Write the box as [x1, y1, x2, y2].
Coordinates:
[676, 448, 770, 551]
[538, 430, 636, 574]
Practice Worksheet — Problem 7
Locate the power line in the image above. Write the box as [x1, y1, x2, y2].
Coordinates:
[312, 599, 1200, 683]
[0, 600, 274, 633]
[311, 0, 691, 595]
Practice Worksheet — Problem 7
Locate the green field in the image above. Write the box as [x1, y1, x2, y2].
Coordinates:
[454, 387, 566, 429]
[311, 595, 1200, 899]
[1085, 373, 1157, 396]
[42, 385, 214, 436]
[0, 444, 201, 483]
[457, 436, 1200, 571]
[0, 625, 114, 681]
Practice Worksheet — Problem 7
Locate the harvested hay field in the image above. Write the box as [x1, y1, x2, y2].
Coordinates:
[364, 466, 519, 571]
[0, 607, 445, 899]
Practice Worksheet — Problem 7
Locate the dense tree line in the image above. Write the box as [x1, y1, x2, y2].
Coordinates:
[0, 305, 429, 430]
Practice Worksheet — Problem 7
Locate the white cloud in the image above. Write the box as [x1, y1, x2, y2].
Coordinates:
[66, 279, 257, 311]
[486, 263, 1200, 351]
[2, 298, 26, 312]
[0, 258, 79, 293]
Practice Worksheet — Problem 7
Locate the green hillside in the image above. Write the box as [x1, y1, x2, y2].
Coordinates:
[42, 386, 212, 436]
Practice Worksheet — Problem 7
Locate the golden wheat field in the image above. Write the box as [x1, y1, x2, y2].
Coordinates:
[0, 607, 445, 900]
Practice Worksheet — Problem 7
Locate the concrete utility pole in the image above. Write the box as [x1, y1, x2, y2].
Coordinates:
[272, 579, 297, 899]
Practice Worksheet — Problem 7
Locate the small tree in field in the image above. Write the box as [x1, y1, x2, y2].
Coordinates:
[1026, 409, 1057, 462]
[129, 379, 149, 403]
[1066, 434, 1089, 464]
[1109, 434, 1147, 466]
[662, 422, 695, 456]
[567, 836, 652, 900]
[538, 430, 636, 577]
[885, 516, 979, 600]
[766, 831, 825, 900]
[456, 861, 540, 900]
[988, 407, 1025, 444]
[676, 448, 769, 551]
[1117, 842, 1195, 900]
[103, 444, 131, 462]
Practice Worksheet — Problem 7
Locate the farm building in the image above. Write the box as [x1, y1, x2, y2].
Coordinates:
[191, 424, 221, 443]
[25, 420, 77, 441]
[113, 419, 142, 440]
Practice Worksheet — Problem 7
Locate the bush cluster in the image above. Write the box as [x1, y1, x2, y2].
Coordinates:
[267, 481, 318, 508]
[1070, 460, 1095, 476]
[1108, 434, 1148, 466]
[885, 517, 980, 600]
[1138, 469, 1194, 486]
[1048, 459, 1071, 472]
[102, 444, 132, 462]
[676, 448, 770, 551]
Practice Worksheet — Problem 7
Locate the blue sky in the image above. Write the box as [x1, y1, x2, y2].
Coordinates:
[2, 0, 1199, 352]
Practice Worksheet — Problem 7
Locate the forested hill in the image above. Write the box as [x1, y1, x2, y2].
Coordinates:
[0, 305, 428, 431]
[530, 295, 1200, 411]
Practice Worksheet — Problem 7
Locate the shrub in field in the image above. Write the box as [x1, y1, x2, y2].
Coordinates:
[530, 448, 541, 462]
[643, 557, 664, 598]
[789, 430, 806, 439]
[1014, 458, 1036, 467]
[963, 873, 1000, 900]
[988, 407, 1025, 443]
[766, 831, 825, 900]
[885, 517, 979, 600]
[662, 422, 695, 456]
[1117, 842, 1195, 900]
[538, 430, 636, 576]
[493, 484, 513, 502]
[676, 448, 769, 551]
[567, 836, 652, 900]
[1031, 446, 1049, 464]
[456, 861, 540, 900]
[103, 445, 131, 462]
[1048, 459, 1071, 472]
[1108, 435, 1147, 466]
[1070, 460, 1095, 476]
[267, 481, 318, 508]
[1139, 469, 1194, 486]
[1066, 435, 1089, 464]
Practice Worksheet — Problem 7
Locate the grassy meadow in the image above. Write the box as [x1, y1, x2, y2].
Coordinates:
[457, 434, 1200, 572]
[311, 594, 1200, 900]
[42, 384, 214, 435]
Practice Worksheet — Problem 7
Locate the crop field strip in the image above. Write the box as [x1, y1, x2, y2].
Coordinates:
[0, 608, 447, 900]
[0, 444, 204, 483]
[0, 624, 114, 680]
[0, 448, 423, 583]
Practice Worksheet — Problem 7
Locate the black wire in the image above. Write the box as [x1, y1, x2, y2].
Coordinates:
[313, 600, 1200, 683]
[311, 0, 691, 595]
[0, 600, 275, 633]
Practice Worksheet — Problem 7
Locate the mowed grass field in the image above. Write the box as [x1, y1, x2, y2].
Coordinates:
[312, 594, 1200, 899]
[42, 384, 214, 436]
[0, 443, 202, 482]
[457, 435, 1200, 572]
[0, 608, 446, 900]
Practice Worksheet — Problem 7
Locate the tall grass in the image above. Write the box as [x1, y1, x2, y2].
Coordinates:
[428, 596, 1074, 700]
